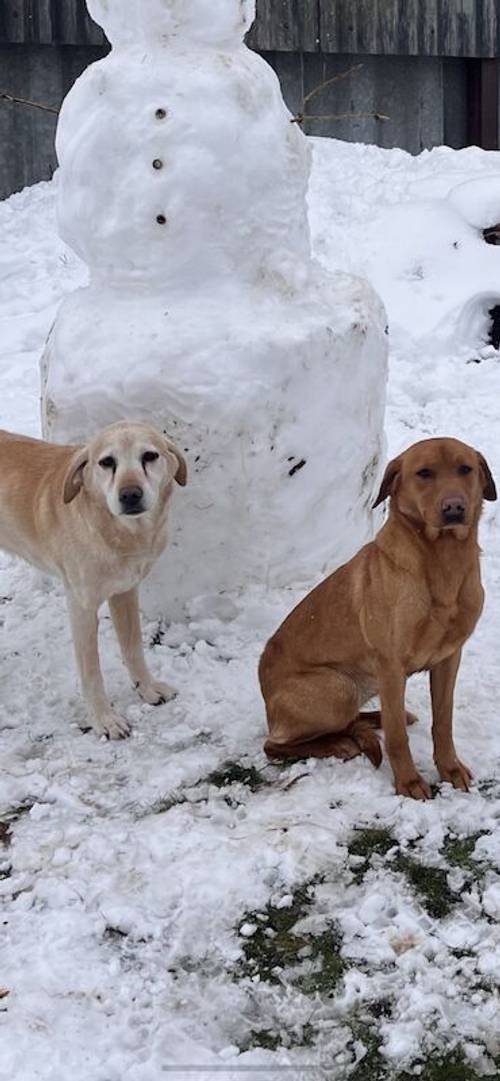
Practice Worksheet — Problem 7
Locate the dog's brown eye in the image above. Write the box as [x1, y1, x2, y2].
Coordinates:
[416, 467, 434, 479]
[142, 451, 159, 466]
[99, 456, 116, 470]
[458, 464, 472, 475]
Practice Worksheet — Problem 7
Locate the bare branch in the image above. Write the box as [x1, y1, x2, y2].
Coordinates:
[301, 64, 364, 109]
[292, 111, 390, 126]
[0, 91, 58, 115]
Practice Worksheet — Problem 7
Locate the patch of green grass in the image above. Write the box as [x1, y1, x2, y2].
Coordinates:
[393, 854, 456, 919]
[348, 1024, 387, 1081]
[367, 998, 393, 1020]
[137, 758, 269, 818]
[205, 760, 268, 792]
[239, 1022, 315, 1053]
[348, 827, 396, 882]
[443, 832, 489, 879]
[346, 825, 491, 919]
[241, 1029, 282, 1051]
[236, 878, 346, 992]
[397, 1048, 480, 1081]
[237, 880, 318, 983]
[349, 1037, 485, 1081]
[295, 925, 346, 994]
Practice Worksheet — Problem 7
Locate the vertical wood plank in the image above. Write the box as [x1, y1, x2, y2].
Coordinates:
[247, 0, 319, 52]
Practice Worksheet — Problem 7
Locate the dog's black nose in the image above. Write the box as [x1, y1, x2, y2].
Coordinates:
[119, 486, 144, 514]
[441, 497, 466, 524]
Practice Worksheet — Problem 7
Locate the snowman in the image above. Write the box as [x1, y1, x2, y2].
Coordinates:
[41, 0, 387, 617]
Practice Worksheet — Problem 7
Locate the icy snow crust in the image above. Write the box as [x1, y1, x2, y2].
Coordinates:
[3, 141, 500, 1075]
[42, 2, 387, 614]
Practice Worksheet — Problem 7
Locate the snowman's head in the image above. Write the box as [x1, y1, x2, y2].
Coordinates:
[86, 0, 255, 46]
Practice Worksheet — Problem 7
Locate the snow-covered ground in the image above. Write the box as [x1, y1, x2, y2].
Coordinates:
[2, 139, 500, 1079]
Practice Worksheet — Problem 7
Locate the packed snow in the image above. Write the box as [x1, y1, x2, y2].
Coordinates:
[2, 138, 500, 1079]
[41, 0, 386, 616]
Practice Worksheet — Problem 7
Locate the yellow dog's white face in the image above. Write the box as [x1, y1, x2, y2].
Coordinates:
[63, 421, 187, 518]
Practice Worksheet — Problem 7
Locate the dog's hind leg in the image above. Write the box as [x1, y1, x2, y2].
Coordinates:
[263, 668, 382, 767]
[108, 587, 177, 706]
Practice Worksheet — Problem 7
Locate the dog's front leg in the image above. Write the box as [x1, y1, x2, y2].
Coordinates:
[430, 649, 471, 791]
[378, 666, 431, 799]
[65, 591, 131, 739]
[108, 587, 176, 706]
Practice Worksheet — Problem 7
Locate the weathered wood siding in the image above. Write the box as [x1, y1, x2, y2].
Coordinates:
[317, 0, 500, 59]
[0, 0, 105, 44]
[251, 1, 500, 58]
[248, 0, 319, 52]
[0, 1, 499, 197]
[1, 0, 500, 58]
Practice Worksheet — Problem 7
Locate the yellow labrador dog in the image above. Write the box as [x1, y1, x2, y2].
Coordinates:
[0, 421, 186, 738]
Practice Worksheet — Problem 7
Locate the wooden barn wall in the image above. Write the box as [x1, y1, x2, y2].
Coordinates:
[1, 0, 499, 58]
[0, 1, 498, 198]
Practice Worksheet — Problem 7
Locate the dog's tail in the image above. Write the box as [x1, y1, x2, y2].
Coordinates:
[264, 717, 382, 769]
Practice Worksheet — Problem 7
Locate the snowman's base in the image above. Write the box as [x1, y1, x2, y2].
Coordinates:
[41, 273, 387, 617]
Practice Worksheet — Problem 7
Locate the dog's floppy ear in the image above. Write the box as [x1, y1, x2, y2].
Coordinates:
[477, 452, 497, 501]
[63, 446, 88, 504]
[372, 455, 402, 509]
[161, 434, 187, 487]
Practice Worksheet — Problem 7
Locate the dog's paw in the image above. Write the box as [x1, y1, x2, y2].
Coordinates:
[436, 758, 472, 792]
[91, 710, 131, 740]
[136, 679, 177, 706]
[396, 773, 432, 800]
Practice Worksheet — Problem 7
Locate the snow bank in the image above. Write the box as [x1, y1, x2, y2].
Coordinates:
[309, 140, 500, 357]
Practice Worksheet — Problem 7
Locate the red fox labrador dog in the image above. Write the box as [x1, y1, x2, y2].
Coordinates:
[260, 437, 496, 799]
[0, 421, 186, 739]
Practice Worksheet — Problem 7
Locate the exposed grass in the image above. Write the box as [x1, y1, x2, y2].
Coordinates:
[393, 853, 457, 919]
[240, 1022, 315, 1053]
[232, 823, 499, 1074]
[397, 1049, 482, 1081]
[348, 1021, 386, 1081]
[136, 758, 270, 820]
[348, 827, 396, 882]
[204, 760, 268, 792]
[295, 924, 346, 994]
[346, 825, 494, 919]
[236, 877, 346, 992]
[240, 1028, 282, 1051]
[347, 826, 457, 918]
[443, 832, 489, 880]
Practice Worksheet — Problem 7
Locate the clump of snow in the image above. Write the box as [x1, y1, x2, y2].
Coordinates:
[41, 0, 387, 616]
[448, 176, 500, 229]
